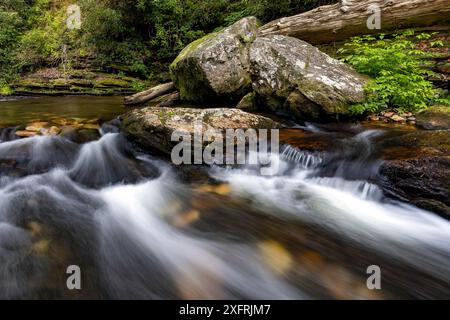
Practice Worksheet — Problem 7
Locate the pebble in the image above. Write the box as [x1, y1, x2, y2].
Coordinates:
[25, 122, 48, 132]
[40, 126, 61, 136]
[49, 126, 61, 135]
[15, 130, 37, 137]
[391, 115, 406, 122]
[369, 111, 417, 125]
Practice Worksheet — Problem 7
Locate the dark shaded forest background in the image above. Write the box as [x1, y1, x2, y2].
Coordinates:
[0, 0, 336, 85]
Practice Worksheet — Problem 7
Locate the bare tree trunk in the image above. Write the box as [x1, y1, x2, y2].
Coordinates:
[124, 82, 175, 106]
[258, 0, 450, 44]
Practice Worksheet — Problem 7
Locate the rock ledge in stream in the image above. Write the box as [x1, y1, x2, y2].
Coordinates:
[121, 107, 282, 155]
[380, 156, 450, 218]
[378, 129, 450, 218]
[416, 106, 450, 130]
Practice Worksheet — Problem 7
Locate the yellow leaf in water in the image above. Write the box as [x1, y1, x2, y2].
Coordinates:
[213, 184, 231, 195]
[173, 210, 200, 228]
[26, 221, 43, 237]
[298, 250, 324, 271]
[258, 240, 293, 275]
[196, 185, 214, 193]
[196, 184, 231, 195]
[33, 239, 51, 254]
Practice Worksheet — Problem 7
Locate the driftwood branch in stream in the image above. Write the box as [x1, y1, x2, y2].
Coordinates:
[124, 82, 175, 106]
[258, 0, 450, 44]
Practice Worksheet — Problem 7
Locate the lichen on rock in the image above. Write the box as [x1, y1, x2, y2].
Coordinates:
[249, 35, 368, 119]
[121, 106, 282, 155]
[236, 92, 258, 111]
[169, 17, 370, 121]
[170, 17, 260, 104]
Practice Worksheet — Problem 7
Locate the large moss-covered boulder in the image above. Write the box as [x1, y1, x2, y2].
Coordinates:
[121, 106, 281, 155]
[249, 35, 368, 119]
[170, 17, 259, 104]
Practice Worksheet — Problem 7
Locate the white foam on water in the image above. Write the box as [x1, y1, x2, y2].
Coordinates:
[96, 177, 303, 299]
[211, 152, 450, 284]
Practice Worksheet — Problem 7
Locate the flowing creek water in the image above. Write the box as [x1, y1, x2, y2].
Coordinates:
[0, 96, 449, 299]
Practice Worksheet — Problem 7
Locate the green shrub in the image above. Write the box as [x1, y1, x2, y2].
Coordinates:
[339, 31, 450, 115]
[249, 0, 336, 22]
[1, 0, 78, 82]
[0, 82, 13, 96]
[130, 80, 147, 92]
[77, 0, 338, 63]
[0, 0, 33, 83]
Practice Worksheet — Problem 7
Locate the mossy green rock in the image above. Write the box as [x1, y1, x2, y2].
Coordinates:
[12, 67, 147, 96]
[170, 17, 259, 104]
[416, 106, 450, 130]
[236, 92, 258, 111]
[249, 35, 368, 119]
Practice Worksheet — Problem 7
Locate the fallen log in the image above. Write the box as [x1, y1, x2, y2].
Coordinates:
[124, 82, 175, 106]
[155, 91, 180, 108]
[258, 0, 450, 44]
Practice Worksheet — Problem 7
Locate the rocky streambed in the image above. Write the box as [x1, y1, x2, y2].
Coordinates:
[1, 16, 449, 299]
[119, 103, 450, 219]
[1, 96, 450, 299]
